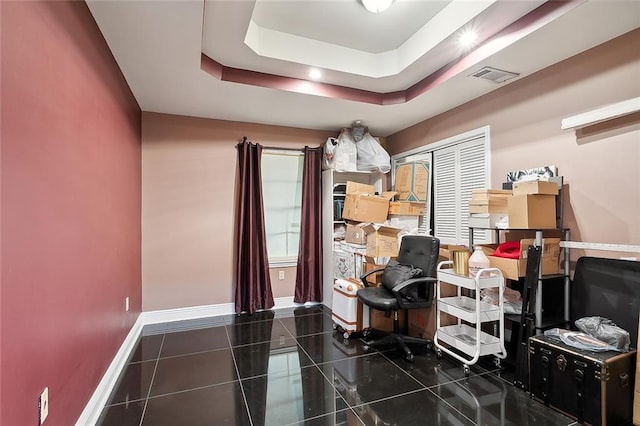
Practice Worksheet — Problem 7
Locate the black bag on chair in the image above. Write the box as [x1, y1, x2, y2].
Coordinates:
[381, 260, 423, 301]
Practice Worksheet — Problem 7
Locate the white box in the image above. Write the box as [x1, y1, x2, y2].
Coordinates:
[334, 250, 364, 279]
[468, 213, 507, 228]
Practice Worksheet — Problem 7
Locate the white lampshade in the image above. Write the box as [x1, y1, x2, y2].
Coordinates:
[361, 0, 394, 13]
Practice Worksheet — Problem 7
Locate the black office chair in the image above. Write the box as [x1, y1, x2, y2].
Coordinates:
[357, 235, 440, 362]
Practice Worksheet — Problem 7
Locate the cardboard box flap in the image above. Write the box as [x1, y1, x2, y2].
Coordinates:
[380, 191, 397, 200]
[375, 225, 401, 237]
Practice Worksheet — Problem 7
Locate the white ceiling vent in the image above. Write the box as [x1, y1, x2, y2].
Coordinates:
[469, 66, 520, 83]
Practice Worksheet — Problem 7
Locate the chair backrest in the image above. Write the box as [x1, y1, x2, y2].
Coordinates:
[380, 235, 440, 305]
[396, 235, 440, 278]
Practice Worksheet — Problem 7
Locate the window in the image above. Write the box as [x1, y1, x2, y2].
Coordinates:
[392, 126, 490, 246]
[261, 152, 303, 265]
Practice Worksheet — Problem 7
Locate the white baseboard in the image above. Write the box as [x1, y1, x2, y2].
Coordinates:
[75, 316, 144, 426]
[76, 296, 305, 425]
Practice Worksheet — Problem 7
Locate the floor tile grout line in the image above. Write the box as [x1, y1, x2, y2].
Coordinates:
[143, 379, 244, 401]
[347, 387, 427, 410]
[424, 386, 477, 425]
[225, 322, 254, 426]
[378, 349, 431, 390]
[137, 333, 165, 426]
[155, 345, 233, 361]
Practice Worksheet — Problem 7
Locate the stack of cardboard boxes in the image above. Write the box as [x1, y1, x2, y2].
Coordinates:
[468, 189, 510, 228]
[468, 180, 561, 281]
[334, 161, 429, 332]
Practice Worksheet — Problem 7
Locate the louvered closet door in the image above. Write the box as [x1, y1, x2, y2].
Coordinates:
[434, 136, 489, 245]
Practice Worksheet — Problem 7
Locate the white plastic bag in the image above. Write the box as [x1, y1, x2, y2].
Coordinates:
[544, 328, 620, 352]
[322, 132, 357, 172]
[575, 316, 630, 352]
[480, 287, 522, 315]
[355, 132, 391, 173]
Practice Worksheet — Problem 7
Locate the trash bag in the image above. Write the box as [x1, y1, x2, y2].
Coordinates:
[355, 132, 391, 173]
[575, 316, 630, 352]
[322, 133, 357, 172]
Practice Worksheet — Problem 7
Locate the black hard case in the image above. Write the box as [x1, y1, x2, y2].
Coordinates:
[528, 256, 640, 425]
[529, 334, 636, 425]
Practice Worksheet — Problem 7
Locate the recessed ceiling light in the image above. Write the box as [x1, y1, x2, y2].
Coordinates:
[361, 0, 394, 13]
[309, 69, 322, 80]
[459, 30, 478, 48]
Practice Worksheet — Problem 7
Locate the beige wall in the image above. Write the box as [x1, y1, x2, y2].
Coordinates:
[142, 113, 332, 311]
[143, 29, 639, 311]
[388, 29, 640, 258]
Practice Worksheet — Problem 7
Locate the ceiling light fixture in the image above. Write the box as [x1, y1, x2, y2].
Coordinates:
[458, 29, 478, 49]
[361, 0, 394, 14]
[308, 69, 322, 80]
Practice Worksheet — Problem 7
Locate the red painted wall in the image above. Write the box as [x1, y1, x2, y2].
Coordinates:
[1, 2, 141, 425]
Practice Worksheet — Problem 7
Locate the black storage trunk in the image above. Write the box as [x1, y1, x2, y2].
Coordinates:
[528, 256, 640, 425]
[529, 334, 636, 425]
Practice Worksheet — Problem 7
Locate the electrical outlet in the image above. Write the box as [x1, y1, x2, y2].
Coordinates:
[38, 387, 49, 425]
[278, 271, 285, 280]
[125, 297, 130, 312]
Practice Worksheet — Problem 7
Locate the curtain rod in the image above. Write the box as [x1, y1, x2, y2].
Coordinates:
[239, 136, 307, 153]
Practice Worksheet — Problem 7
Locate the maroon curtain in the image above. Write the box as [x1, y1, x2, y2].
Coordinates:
[234, 138, 274, 314]
[294, 146, 323, 303]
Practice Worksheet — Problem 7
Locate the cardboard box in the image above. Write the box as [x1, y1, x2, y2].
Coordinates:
[342, 181, 394, 223]
[468, 213, 508, 228]
[488, 237, 560, 280]
[508, 194, 556, 229]
[343, 194, 391, 223]
[362, 256, 386, 287]
[407, 283, 458, 340]
[370, 309, 407, 333]
[388, 201, 425, 216]
[364, 225, 401, 257]
[468, 199, 509, 214]
[338, 241, 367, 255]
[394, 161, 429, 202]
[334, 250, 365, 280]
[346, 181, 376, 195]
[471, 189, 512, 200]
[512, 180, 559, 196]
[345, 222, 370, 245]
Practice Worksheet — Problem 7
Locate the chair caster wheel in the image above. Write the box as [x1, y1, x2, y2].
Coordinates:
[332, 322, 338, 330]
[405, 353, 415, 363]
[363, 344, 371, 352]
[343, 331, 351, 340]
[362, 329, 372, 339]
[493, 357, 501, 368]
[463, 365, 470, 377]
[436, 349, 443, 360]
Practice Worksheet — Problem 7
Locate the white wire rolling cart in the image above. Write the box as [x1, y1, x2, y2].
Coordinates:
[434, 261, 507, 376]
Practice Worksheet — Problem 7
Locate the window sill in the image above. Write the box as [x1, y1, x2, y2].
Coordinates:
[269, 258, 298, 268]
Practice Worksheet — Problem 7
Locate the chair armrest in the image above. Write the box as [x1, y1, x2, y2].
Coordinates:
[359, 267, 385, 288]
[391, 277, 437, 309]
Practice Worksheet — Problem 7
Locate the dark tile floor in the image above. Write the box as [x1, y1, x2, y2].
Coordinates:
[98, 305, 577, 426]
